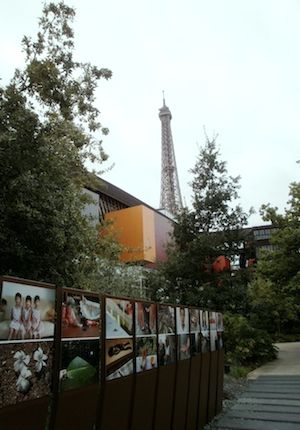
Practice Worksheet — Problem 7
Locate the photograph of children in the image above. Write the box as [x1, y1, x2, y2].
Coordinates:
[0, 341, 53, 408]
[60, 339, 99, 391]
[190, 308, 200, 333]
[176, 306, 189, 334]
[158, 305, 175, 334]
[106, 338, 134, 380]
[135, 302, 157, 335]
[177, 334, 190, 360]
[158, 334, 176, 366]
[0, 281, 55, 342]
[200, 310, 210, 353]
[136, 336, 157, 372]
[209, 312, 218, 352]
[61, 291, 100, 339]
[106, 298, 133, 338]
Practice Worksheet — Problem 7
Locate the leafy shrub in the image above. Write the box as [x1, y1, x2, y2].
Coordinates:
[229, 365, 251, 379]
[224, 313, 278, 367]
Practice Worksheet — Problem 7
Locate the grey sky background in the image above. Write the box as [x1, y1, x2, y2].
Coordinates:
[1, 0, 299, 226]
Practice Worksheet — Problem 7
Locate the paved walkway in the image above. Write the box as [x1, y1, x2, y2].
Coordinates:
[213, 342, 300, 430]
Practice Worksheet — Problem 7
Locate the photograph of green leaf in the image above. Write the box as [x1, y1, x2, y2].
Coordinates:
[60, 339, 99, 391]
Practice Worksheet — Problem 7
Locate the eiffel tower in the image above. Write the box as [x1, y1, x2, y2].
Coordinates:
[159, 95, 183, 215]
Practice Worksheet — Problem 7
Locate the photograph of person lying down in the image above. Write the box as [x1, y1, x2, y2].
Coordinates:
[61, 292, 100, 339]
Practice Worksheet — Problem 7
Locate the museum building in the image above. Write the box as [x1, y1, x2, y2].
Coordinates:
[83, 177, 275, 270]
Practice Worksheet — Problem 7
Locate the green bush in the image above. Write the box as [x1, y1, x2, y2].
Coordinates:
[229, 365, 251, 379]
[224, 313, 278, 367]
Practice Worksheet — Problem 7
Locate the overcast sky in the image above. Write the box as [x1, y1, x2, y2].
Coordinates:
[1, 0, 299, 226]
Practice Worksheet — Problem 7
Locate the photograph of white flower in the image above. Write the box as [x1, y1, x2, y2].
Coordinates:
[14, 350, 30, 372]
[0, 341, 53, 408]
[33, 347, 48, 372]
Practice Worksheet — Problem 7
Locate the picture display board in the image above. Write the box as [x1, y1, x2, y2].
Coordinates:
[135, 302, 157, 372]
[60, 290, 100, 392]
[0, 278, 56, 409]
[105, 298, 134, 380]
[176, 306, 190, 360]
[0, 276, 225, 430]
[157, 305, 176, 366]
[200, 310, 210, 353]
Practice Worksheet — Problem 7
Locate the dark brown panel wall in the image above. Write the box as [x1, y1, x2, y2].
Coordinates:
[0, 398, 49, 430]
[153, 364, 176, 430]
[54, 385, 98, 430]
[186, 355, 202, 430]
[207, 351, 218, 422]
[100, 376, 134, 430]
[198, 352, 210, 429]
[216, 349, 225, 414]
[172, 359, 191, 430]
[131, 369, 158, 430]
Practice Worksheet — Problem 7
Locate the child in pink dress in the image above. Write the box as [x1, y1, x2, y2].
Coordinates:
[31, 295, 43, 339]
[8, 293, 22, 340]
[21, 295, 32, 339]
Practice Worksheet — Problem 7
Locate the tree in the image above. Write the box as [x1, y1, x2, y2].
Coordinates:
[249, 182, 300, 336]
[0, 2, 115, 288]
[145, 133, 279, 369]
[148, 132, 253, 308]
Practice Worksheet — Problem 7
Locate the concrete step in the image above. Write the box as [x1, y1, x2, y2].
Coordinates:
[240, 391, 300, 400]
[237, 397, 300, 407]
[251, 380, 300, 386]
[251, 377, 300, 382]
[231, 403, 300, 414]
[215, 417, 300, 429]
[226, 410, 300, 423]
[247, 385, 300, 393]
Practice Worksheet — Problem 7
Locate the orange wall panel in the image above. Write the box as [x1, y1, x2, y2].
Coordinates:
[105, 206, 156, 263]
[142, 206, 156, 263]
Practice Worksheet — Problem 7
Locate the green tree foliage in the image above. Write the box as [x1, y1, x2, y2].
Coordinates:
[224, 313, 277, 367]
[0, 2, 115, 288]
[149, 132, 252, 309]
[146, 133, 277, 368]
[249, 182, 300, 337]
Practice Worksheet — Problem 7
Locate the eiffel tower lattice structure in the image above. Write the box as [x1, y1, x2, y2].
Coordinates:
[159, 96, 183, 216]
